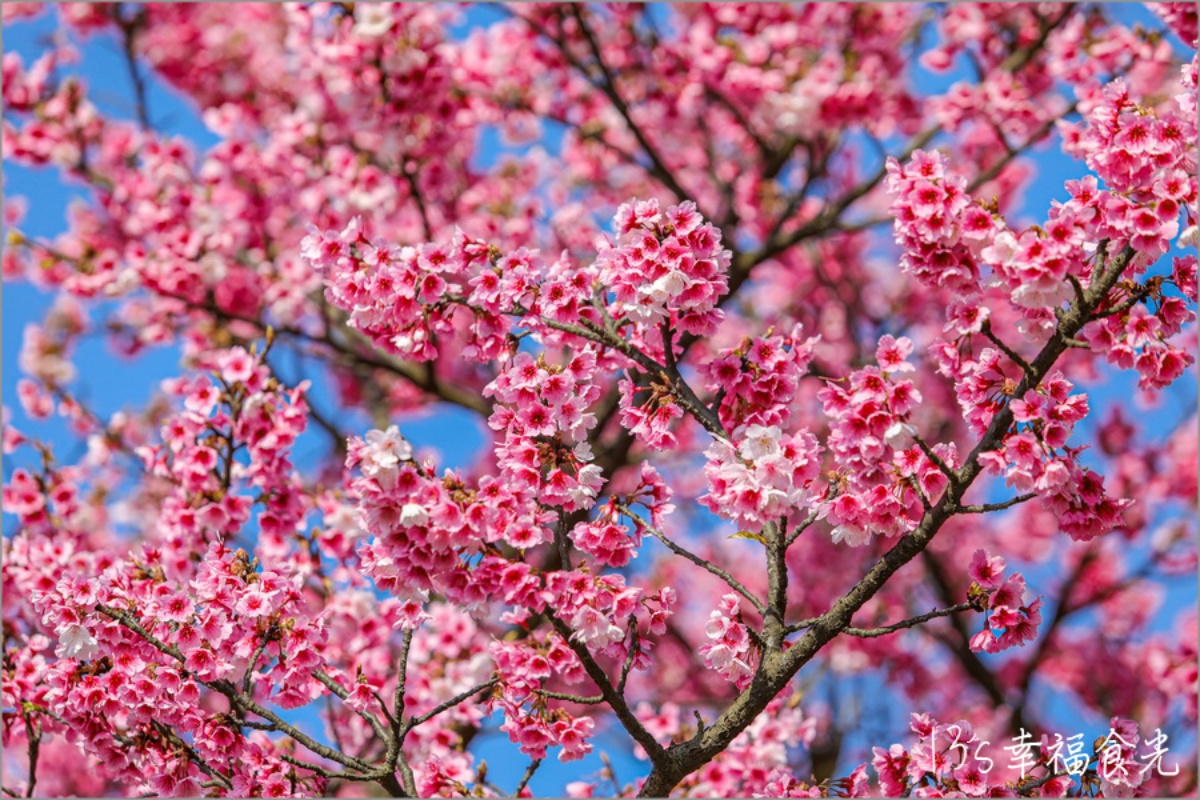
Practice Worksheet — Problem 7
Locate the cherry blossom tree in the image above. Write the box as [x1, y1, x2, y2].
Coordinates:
[2, 3, 1197, 797]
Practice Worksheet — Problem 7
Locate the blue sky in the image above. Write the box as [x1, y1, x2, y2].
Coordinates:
[2, 3, 1196, 794]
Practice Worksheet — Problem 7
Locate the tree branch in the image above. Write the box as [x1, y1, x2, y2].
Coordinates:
[528, 312, 726, 438]
[956, 493, 1036, 514]
[545, 612, 669, 769]
[637, 243, 1136, 796]
[537, 690, 605, 705]
[21, 712, 41, 799]
[404, 679, 500, 732]
[311, 670, 392, 746]
[785, 508, 823, 547]
[112, 6, 151, 131]
[150, 720, 232, 790]
[567, 7, 691, 204]
[842, 602, 978, 639]
[96, 605, 378, 776]
[764, 520, 788, 649]
[14, 235, 495, 420]
[515, 758, 543, 795]
[617, 504, 766, 615]
[980, 320, 1033, 375]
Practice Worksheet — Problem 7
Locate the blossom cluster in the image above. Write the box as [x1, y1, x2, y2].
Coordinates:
[466, 243, 601, 360]
[700, 424, 823, 533]
[964, 368, 1132, 543]
[701, 324, 820, 431]
[308, 197, 735, 377]
[817, 336, 954, 546]
[20, 540, 331, 796]
[304, 218, 466, 362]
[487, 572, 674, 764]
[698, 593, 757, 687]
[137, 347, 310, 572]
[884, 150, 984, 294]
[571, 464, 675, 567]
[485, 350, 604, 513]
[617, 373, 687, 451]
[491, 633, 594, 762]
[597, 198, 731, 336]
[966, 549, 1042, 654]
[350, 426, 491, 624]
[1080, 286, 1196, 392]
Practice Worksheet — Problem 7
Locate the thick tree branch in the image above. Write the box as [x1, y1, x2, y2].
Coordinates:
[763, 521, 788, 649]
[981, 320, 1033, 374]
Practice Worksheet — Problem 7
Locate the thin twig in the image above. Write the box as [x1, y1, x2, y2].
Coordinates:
[545, 611, 669, 769]
[841, 603, 978, 639]
[785, 508, 822, 548]
[405, 679, 499, 731]
[567, 6, 691, 203]
[514, 758, 543, 795]
[312, 670, 392, 745]
[956, 493, 1036, 514]
[22, 712, 41, 799]
[981, 320, 1033, 374]
[912, 434, 958, 484]
[113, 6, 151, 131]
[538, 690, 605, 705]
[617, 504, 766, 615]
